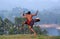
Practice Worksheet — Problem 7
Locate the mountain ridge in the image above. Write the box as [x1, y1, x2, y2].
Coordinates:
[0, 7, 60, 24]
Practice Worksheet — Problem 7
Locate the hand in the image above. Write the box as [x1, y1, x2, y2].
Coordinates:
[23, 13, 24, 16]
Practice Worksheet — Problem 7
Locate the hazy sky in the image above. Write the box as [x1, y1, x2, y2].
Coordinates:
[0, 0, 60, 10]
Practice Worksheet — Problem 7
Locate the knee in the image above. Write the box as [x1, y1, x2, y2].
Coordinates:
[29, 26, 31, 29]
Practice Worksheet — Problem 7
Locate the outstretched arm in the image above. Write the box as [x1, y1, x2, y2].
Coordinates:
[32, 10, 38, 16]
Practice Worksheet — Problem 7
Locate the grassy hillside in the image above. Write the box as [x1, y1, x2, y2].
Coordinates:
[0, 34, 60, 39]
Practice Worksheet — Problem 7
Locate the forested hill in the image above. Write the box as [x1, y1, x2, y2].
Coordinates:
[0, 7, 60, 24]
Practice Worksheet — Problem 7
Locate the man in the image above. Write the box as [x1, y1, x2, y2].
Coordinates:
[22, 11, 39, 37]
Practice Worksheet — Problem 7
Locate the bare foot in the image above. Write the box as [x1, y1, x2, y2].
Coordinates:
[34, 33, 37, 37]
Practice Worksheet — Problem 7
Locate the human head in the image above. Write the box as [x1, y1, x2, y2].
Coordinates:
[26, 11, 31, 14]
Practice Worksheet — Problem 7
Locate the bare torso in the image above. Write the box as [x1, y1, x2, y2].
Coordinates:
[26, 14, 33, 22]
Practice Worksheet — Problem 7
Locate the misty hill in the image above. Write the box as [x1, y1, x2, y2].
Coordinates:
[37, 7, 60, 24]
[0, 7, 60, 24]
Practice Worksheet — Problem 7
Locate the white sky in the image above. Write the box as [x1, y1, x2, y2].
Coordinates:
[0, 0, 60, 10]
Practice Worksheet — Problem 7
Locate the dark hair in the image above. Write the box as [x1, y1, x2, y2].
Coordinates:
[26, 11, 31, 14]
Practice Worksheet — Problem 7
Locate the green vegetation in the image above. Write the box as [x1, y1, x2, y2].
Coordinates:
[0, 34, 60, 39]
[0, 17, 47, 35]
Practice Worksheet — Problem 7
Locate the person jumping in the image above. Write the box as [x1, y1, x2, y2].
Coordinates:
[21, 11, 40, 37]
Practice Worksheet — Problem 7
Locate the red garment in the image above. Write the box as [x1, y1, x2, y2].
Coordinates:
[26, 20, 31, 25]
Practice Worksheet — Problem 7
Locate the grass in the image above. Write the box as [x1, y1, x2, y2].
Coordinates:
[0, 34, 60, 39]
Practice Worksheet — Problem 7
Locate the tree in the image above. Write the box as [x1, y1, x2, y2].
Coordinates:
[4, 18, 14, 34]
[33, 26, 42, 34]
[0, 17, 4, 35]
[15, 17, 26, 26]
[33, 26, 47, 35]
[15, 17, 31, 34]
[42, 29, 48, 35]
